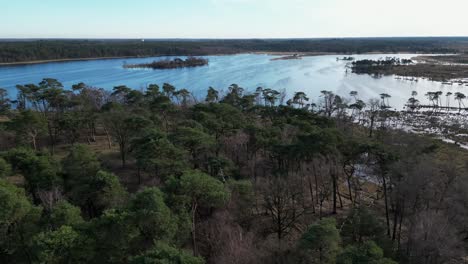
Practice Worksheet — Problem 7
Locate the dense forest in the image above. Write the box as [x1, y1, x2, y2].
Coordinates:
[0, 79, 467, 264]
[350, 58, 414, 75]
[0, 37, 466, 63]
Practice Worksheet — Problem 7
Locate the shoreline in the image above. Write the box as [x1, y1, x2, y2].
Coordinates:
[351, 54, 468, 82]
[0, 55, 165, 67]
[0, 51, 440, 67]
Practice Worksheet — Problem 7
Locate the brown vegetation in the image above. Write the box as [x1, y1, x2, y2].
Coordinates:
[351, 56, 468, 82]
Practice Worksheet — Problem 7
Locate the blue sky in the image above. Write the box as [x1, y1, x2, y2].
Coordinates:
[2, 0, 468, 38]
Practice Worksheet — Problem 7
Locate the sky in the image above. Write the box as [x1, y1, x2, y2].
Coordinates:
[1, 0, 468, 38]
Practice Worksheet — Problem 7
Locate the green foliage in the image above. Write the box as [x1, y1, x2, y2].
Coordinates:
[179, 170, 230, 209]
[227, 180, 254, 206]
[0, 179, 42, 262]
[297, 127, 342, 158]
[221, 84, 245, 107]
[170, 171, 230, 255]
[170, 125, 216, 162]
[62, 144, 101, 190]
[341, 207, 386, 244]
[172, 210, 192, 247]
[88, 209, 139, 263]
[193, 103, 244, 140]
[206, 155, 238, 180]
[48, 200, 84, 229]
[14, 79, 70, 154]
[163, 83, 176, 98]
[1, 76, 465, 263]
[33, 225, 88, 264]
[92, 171, 128, 213]
[336, 241, 397, 264]
[101, 105, 152, 167]
[292, 92, 310, 108]
[174, 88, 192, 106]
[0, 158, 12, 178]
[227, 180, 254, 224]
[4, 148, 61, 194]
[129, 187, 177, 242]
[300, 218, 341, 264]
[205, 87, 219, 103]
[62, 144, 127, 216]
[130, 242, 204, 264]
[245, 124, 281, 152]
[0, 179, 34, 232]
[145, 84, 161, 98]
[0, 88, 10, 114]
[58, 112, 84, 144]
[8, 110, 47, 149]
[132, 129, 189, 180]
[147, 97, 175, 130]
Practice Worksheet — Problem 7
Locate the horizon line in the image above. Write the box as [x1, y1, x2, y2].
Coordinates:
[2, 36, 468, 41]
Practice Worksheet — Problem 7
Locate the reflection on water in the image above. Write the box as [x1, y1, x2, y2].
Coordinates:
[0, 53, 464, 109]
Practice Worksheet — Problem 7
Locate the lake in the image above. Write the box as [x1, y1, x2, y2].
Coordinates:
[0, 53, 464, 109]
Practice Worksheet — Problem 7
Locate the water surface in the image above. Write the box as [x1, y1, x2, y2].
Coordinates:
[0, 54, 464, 109]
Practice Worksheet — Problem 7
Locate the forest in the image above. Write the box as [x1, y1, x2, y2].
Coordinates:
[350, 58, 414, 76]
[0, 79, 467, 264]
[0, 37, 465, 63]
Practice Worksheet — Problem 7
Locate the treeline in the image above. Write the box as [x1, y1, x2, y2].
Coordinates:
[0, 37, 463, 63]
[124, 57, 209, 70]
[0, 80, 467, 263]
[351, 57, 413, 75]
[350, 56, 468, 82]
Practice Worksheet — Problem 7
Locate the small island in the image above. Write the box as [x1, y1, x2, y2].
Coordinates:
[124, 57, 208, 69]
[271, 54, 301, 61]
[350, 57, 413, 75]
[337, 56, 355, 61]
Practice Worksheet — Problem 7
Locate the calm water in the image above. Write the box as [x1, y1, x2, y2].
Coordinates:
[0, 53, 464, 109]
